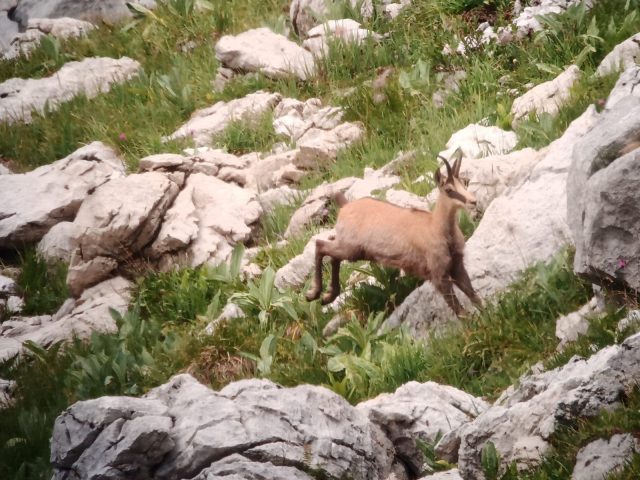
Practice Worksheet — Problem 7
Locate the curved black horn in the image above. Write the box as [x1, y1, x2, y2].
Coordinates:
[437, 155, 453, 179]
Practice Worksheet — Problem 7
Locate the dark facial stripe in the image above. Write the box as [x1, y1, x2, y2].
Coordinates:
[446, 189, 468, 203]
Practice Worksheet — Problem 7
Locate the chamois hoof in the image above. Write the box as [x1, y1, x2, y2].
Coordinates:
[321, 292, 337, 305]
[305, 289, 321, 302]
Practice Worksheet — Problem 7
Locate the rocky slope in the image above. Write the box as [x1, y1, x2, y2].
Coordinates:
[1, 0, 639, 479]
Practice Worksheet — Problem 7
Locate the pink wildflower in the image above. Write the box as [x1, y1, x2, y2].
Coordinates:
[118, 132, 127, 142]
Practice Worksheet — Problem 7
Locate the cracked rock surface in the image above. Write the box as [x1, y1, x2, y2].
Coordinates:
[0, 141, 126, 247]
[51, 374, 396, 480]
[0, 56, 141, 124]
[456, 332, 640, 479]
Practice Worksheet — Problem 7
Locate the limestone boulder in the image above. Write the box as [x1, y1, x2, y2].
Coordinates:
[568, 96, 640, 292]
[285, 176, 357, 238]
[385, 105, 600, 336]
[596, 32, 640, 77]
[456, 332, 640, 478]
[0, 11, 19, 52]
[296, 121, 365, 167]
[0, 56, 141, 124]
[215, 28, 316, 81]
[605, 64, 640, 109]
[72, 172, 180, 262]
[357, 381, 489, 473]
[37, 221, 85, 263]
[555, 297, 599, 350]
[2, 17, 94, 60]
[290, 0, 374, 36]
[419, 470, 463, 480]
[383, 0, 412, 19]
[149, 173, 262, 269]
[439, 124, 518, 161]
[571, 433, 640, 480]
[165, 90, 282, 147]
[303, 19, 382, 56]
[0, 142, 126, 247]
[513, 0, 594, 38]
[0, 378, 16, 408]
[511, 65, 581, 126]
[11, 0, 156, 28]
[51, 374, 396, 480]
[0, 276, 131, 362]
[258, 185, 301, 214]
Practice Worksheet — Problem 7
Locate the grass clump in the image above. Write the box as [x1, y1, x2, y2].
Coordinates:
[13, 249, 68, 317]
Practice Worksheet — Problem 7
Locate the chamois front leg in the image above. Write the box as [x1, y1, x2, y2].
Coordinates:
[451, 255, 482, 307]
[305, 239, 327, 301]
[433, 275, 463, 316]
[321, 258, 342, 305]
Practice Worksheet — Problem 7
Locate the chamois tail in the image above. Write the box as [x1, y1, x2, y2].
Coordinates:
[333, 192, 348, 208]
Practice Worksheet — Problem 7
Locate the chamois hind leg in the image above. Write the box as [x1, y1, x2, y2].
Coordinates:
[451, 255, 482, 307]
[433, 275, 463, 316]
[305, 239, 327, 301]
[321, 258, 342, 305]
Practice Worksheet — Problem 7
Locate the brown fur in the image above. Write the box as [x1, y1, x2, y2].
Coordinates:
[306, 157, 482, 316]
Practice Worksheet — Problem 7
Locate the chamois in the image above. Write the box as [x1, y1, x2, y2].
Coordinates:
[305, 155, 482, 316]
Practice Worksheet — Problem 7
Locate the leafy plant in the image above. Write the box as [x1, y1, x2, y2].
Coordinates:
[230, 266, 298, 329]
[241, 333, 278, 376]
[417, 433, 456, 474]
[348, 264, 421, 316]
[15, 249, 68, 316]
[481, 441, 501, 480]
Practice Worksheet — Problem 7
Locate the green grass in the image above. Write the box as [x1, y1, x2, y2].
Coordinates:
[2, 0, 640, 478]
[13, 249, 68, 317]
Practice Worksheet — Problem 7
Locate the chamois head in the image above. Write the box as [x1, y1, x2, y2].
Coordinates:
[434, 153, 477, 210]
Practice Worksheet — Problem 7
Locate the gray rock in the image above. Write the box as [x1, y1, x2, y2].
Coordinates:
[386, 105, 600, 336]
[284, 176, 357, 238]
[457, 332, 640, 479]
[303, 19, 382, 56]
[191, 454, 316, 480]
[0, 274, 17, 297]
[596, 32, 640, 77]
[51, 374, 396, 480]
[0, 12, 19, 52]
[617, 310, 640, 333]
[513, 0, 594, 38]
[258, 185, 301, 214]
[357, 382, 489, 473]
[215, 28, 316, 81]
[72, 171, 180, 261]
[290, 0, 374, 37]
[0, 276, 131, 362]
[37, 221, 85, 263]
[0, 377, 16, 408]
[605, 64, 640, 109]
[511, 65, 581, 126]
[555, 297, 599, 350]
[0, 56, 141, 124]
[419, 470, 463, 480]
[2, 17, 94, 60]
[6, 295, 24, 314]
[439, 124, 518, 161]
[11, 0, 156, 28]
[571, 433, 640, 480]
[0, 142, 126, 247]
[165, 91, 282, 147]
[149, 173, 263, 269]
[66, 256, 118, 298]
[568, 96, 640, 292]
[296, 121, 365, 167]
